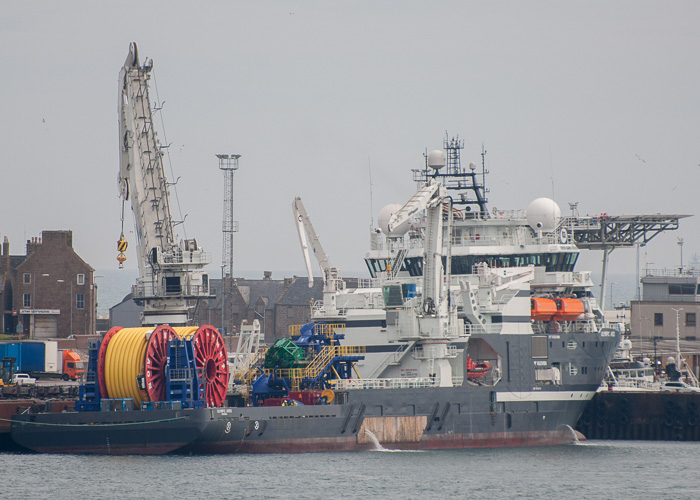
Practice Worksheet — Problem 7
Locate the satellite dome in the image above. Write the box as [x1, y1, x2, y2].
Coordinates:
[427, 150, 446, 170]
[526, 198, 561, 232]
[378, 203, 410, 237]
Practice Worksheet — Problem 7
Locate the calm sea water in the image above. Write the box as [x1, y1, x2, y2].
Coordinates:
[1, 440, 698, 500]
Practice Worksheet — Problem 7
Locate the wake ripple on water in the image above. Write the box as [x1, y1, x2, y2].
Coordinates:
[363, 429, 425, 453]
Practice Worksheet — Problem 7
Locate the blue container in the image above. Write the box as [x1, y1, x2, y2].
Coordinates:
[19, 342, 45, 372]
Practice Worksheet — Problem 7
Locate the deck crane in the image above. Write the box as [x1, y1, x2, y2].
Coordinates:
[118, 42, 211, 326]
[386, 154, 458, 387]
[293, 197, 344, 293]
[387, 178, 450, 318]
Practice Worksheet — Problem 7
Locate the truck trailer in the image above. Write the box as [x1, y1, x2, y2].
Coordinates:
[0, 341, 84, 381]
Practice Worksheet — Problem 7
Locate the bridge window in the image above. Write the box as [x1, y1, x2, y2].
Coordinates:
[687, 313, 696, 327]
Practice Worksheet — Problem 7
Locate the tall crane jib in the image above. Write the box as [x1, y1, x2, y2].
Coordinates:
[117, 42, 212, 327]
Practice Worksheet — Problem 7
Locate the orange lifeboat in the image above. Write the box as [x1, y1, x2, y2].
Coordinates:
[554, 298, 584, 321]
[531, 298, 557, 321]
[467, 358, 491, 379]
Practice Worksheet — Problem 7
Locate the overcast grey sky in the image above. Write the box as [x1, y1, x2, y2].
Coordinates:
[1, 1, 699, 281]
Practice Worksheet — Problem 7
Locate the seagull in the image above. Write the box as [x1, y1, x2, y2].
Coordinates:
[635, 154, 646, 163]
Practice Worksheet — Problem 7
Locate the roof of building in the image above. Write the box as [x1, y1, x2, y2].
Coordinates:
[276, 276, 324, 306]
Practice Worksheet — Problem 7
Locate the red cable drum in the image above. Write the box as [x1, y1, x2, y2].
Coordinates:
[191, 325, 229, 407]
[143, 325, 179, 403]
[97, 326, 123, 399]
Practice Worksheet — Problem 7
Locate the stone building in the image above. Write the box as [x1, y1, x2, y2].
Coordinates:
[193, 275, 324, 344]
[0, 231, 96, 338]
[109, 273, 326, 344]
[630, 268, 700, 373]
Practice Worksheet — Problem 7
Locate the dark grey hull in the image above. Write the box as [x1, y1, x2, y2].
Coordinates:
[11, 329, 618, 454]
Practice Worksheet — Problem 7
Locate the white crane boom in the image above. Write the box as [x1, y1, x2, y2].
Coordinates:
[388, 180, 449, 311]
[118, 42, 211, 326]
[292, 197, 343, 292]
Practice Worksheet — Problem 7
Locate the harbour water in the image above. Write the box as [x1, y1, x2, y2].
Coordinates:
[2, 440, 698, 499]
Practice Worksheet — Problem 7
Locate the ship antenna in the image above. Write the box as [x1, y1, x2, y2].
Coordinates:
[368, 154, 375, 226]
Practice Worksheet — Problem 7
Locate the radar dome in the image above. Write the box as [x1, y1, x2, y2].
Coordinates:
[378, 203, 410, 237]
[427, 150, 446, 170]
[526, 198, 561, 233]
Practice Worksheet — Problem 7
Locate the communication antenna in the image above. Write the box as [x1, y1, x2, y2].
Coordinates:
[368, 154, 374, 226]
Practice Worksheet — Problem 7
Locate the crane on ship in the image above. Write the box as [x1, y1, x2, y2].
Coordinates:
[293, 197, 344, 293]
[385, 150, 458, 387]
[117, 42, 211, 326]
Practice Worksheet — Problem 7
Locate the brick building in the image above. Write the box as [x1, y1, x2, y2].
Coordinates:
[109, 274, 326, 344]
[0, 231, 96, 338]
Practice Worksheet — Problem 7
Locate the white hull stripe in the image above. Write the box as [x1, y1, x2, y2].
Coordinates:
[496, 391, 596, 403]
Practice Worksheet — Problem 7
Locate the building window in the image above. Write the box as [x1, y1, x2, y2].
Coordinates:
[23, 293, 31, 308]
[669, 284, 695, 295]
[23, 273, 31, 284]
[654, 313, 663, 326]
[76, 294, 85, 309]
[687, 313, 697, 327]
[77, 274, 85, 285]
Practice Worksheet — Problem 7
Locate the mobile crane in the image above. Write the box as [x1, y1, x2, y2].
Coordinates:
[117, 43, 211, 326]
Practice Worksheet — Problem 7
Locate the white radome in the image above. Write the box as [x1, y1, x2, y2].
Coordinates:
[526, 198, 561, 232]
[427, 150, 446, 170]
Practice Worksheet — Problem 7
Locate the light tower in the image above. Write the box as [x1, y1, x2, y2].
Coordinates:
[217, 154, 241, 277]
[217, 154, 240, 334]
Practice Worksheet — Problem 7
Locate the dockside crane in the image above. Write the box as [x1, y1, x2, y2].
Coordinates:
[117, 42, 211, 326]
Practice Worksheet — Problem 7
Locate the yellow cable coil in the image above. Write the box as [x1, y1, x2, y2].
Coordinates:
[104, 327, 151, 405]
[173, 326, 198, 340]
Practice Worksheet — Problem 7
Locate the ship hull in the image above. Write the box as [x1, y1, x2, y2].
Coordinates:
[10, 328, 615, 455]
[12, 385, 590, 454]
[10, 408, 209, 455]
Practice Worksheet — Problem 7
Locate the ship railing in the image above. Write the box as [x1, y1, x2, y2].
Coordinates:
[132, 283, 213, 299]
[450, 231, 566, 248]
[332, 377, 439, 390]
[412, 344, 459, 360]
[288, 323, 346, 339]
[644, 267, 700, 278]
[463, 323, 502, 335]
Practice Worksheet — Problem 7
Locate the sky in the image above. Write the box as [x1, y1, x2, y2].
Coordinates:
[2, 1, 699, 284]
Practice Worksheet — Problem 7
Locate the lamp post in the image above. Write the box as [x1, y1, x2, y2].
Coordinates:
[609, 282, 617, 311]
[672, 307, 683, 375]
[639, 315, 652, 358]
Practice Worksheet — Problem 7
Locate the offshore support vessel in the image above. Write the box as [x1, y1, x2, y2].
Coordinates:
[10, 45, 620, 454]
